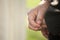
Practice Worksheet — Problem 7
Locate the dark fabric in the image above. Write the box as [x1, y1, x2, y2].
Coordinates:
[50, 0, 53, 2]
[45, 6, 60, 34]
[50, 0, 60, 9]
[48, 0, 53, 2]
[48, 33, 60, 40]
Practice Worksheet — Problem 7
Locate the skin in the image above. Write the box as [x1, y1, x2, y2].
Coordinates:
[28, 0, 50, 38]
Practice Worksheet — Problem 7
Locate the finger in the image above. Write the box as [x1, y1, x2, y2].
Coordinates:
[36, 11, 44, 29]
[36, 11, 44, 25]
[28, 24, 39, 31]
[42, 19, 47, 28]
[28, 14, 40, 28]
[41, 29, 49, 38]
[28, 8, 41, 28]
[42, 19, 46, 25]
[37, 19, 47, 31]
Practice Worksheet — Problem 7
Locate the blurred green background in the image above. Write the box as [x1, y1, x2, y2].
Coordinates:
[26, 0, 47, 40]
[26, 28, 47, 40]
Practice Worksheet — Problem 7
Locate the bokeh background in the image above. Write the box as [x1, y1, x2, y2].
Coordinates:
[26, 0, 47, 40]
[0, 0, 47, 40]
[0, 0, 26, 40]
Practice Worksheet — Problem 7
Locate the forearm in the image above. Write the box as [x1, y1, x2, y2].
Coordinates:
[40, 0, 50, 11]
[37, 0, 51, 17]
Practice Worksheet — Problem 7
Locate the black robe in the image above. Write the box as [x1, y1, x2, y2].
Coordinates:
[50, 0, 60, 10]
[45, 0, 60, 34]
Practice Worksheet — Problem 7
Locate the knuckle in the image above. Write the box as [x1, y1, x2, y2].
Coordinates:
[28, 25, 38, 31]
[33, 25, 36, 27]
[29, 22, 37, 27]
[27, 10, 32, 16]
[33, 24, 38, 29]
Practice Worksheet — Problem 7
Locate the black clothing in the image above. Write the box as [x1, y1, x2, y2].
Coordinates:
[50, 0, 60, 10]
[45, 6, 60, 40]
[45, 0, 60, 34]
[48, 33, 60, 40]
[45, 6, 60, 34]
[44, 0, 60, 40]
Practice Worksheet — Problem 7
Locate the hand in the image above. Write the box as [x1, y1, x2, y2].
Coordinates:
[28, 6, 45, 31]
[28, 0, 50, 31]
[28, 7, 49, 38]
[28, 0, 50, 38]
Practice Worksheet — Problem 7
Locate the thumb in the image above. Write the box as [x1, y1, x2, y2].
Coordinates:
[36, 11, 44, 29]
[36, 11, 44, 25]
